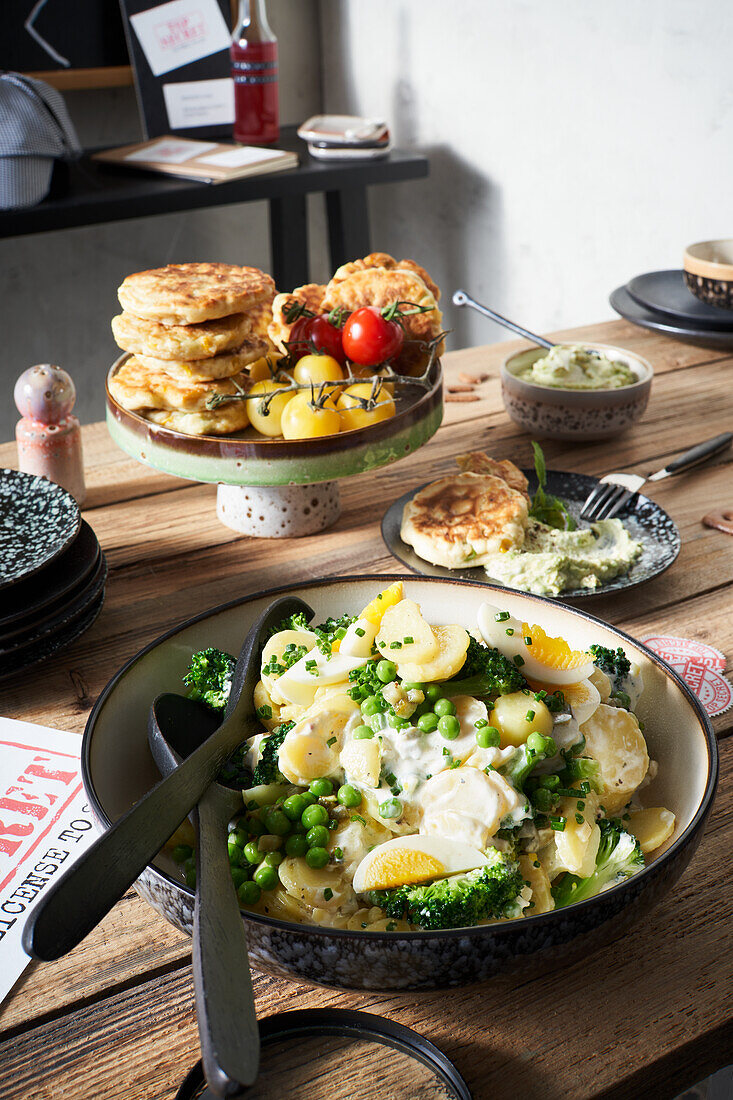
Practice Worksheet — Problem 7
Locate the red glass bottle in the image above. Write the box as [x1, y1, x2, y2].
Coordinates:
[231, 0, 279, 145]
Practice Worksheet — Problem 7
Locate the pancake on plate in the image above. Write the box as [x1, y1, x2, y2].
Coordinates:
[108, 355, 248, 412]
[268, 283, 327, 352]
[455, 452, 530, 500]
[135, 334, 270, 382]
[328, 252, 441, 302]
[117, 263, 275, 324]
[111, 311, 257, 361]
[145, 405, 250, 436]
[400, 463, 529, 569]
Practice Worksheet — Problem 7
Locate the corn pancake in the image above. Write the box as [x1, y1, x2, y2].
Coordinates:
[145, 405, 250, 436]
[455, 452, 530, 500]
[111, 311, 256, 360]
[321, 268, 445, 360]
[247, 299, 275, 344]
[135, 335, 270, 382]
[109, 356, 248, 412]
[268, 284, 327, 352]
[329, 252, 441, 302]
[117, 263, 275, 324]
[401, 471, 528, 569]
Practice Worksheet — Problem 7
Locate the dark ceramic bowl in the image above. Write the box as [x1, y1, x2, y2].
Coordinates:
[501, 343, 653, 441]
[683, 240, 733, 310]
[82, 576, 716, 992]
[105, 355, 443, 487]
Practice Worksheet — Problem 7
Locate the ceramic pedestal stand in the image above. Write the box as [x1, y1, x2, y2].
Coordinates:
[106, 355, 443, 539]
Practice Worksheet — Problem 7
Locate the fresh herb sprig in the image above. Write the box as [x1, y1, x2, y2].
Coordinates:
[528, 442, 576, 531]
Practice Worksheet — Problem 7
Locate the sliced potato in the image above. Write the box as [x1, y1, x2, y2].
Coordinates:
[580, 703, 649, 814]
[376, 599, 438, 665]
[396, 624, 470, 683]
[253, 679, 281, 730]
[519, 852, 555, 914]
[261, 628, 319, 703]
[278, 856, 348, 910]
[341, 735, 382, 788]
[588, 666, 612, 702]
[546, 792, 600, 878]
[626, 807, 675, 854]
[490, 691, 553, 747]
[562, 678, 601, 728]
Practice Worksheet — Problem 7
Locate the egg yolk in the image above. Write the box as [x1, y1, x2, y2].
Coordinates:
[361, 850, 446, 890]
[522, 624, 590, 672]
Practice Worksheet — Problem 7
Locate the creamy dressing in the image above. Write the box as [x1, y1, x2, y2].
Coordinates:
[515, 345, 638, 390]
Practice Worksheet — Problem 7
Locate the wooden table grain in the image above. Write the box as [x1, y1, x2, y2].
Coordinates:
[1, 319, 732, 1100]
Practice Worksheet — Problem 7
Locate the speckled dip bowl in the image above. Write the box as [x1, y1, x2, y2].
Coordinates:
[683, 239, 733, 310]
[501, 343, 653, 441]
[82, 576, 716, 992]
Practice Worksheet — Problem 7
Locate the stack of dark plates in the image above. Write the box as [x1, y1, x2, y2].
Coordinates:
[0, 469, 106, 680]
[610, 269, 733, 349]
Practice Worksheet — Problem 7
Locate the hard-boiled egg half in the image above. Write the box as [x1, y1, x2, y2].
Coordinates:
[352, 834, 490, 894]
[478, 603, 595, 685]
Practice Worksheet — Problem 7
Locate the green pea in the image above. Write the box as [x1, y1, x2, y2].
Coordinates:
[401, 681, 425, 692]
[353, 724, 374, 740]
[305, 846, 330, 869]
[227, 831, 243, 848]
[301, 803, 328, 829]
[539, 774, 561, 789]
[417, 712, 439, 733]
[376, 659, 398, 683]
[183, 860, 196, 888]
[309, 778, 333, 797]
[243, 841, 263, 865]
[246, 817, 266, 836]
[228, 845, 244, 868]
[532, 788, 553, 812]
[264, 851, 283, 868]
[438, 714, 460, 740]
[282, 793, 307, 821]
[237, 880, 261, 905]
[434, 697, 456, 717]
[392, 716, 410, 730]
[265, 809, 291, 837]
[379, 798, 402, 819]
[299, 791, 317, 807]
[526, 731, 546, 755]
[230, 867, 249, 889]
[424, 684, 443, 702]
[361, 695, 382, 716]
[285, 834, 308, 857]
[337, 784, 362, 808]
[476, 726, 501, 748]
[306, 825, 330, 848]
[233, 827, 250, 847]
[544, 736, 557, 756]
[172, 844, 193, 863]
[254, 864, 279, 890]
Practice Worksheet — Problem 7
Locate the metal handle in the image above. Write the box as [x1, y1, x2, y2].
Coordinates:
[648, 432, 733, 481]
[452, 289, 555, 349]
[193, 794, 259, 1096]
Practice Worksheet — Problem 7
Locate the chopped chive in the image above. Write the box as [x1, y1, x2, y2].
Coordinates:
[389, 641, 402, 649]
[524, 636, 533, 645]
[533, 860, 541, 868]
[351, 814, 366, 826]
[333, 847, 343, 859]
[576, 800, 585, 810]
[355, 626, 366, 637]
[525, 709, 535, 722]
[550, 817, 566, 832]
[403, 635, 414, 644]
[442, 747, 451, 757]
[323, 888, 333, 901]
[495, 611, 510, 622]
[575, 813, 584, 824]
[513, 655, 525, 666]
[327, 736, 337, 746]
[505, 628, 515, 636]
[256, 704, 273, 719]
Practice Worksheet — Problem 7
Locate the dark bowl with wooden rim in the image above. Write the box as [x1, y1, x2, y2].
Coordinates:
[81, 576, 717, 991]
[105, 355, 443, 487]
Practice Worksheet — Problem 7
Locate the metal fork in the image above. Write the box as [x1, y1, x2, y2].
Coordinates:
[580, 433, 733, 521]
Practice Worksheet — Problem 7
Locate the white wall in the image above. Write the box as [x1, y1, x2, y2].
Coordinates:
[319, 0, 733, 349]
[0, 0, 323, 439]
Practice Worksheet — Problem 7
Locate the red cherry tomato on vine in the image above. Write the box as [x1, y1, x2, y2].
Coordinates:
[341, 307, 404, 366]
[288, 315, 346, 364]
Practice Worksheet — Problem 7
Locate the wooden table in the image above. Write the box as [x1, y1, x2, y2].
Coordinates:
[1, 319, 732, 1099]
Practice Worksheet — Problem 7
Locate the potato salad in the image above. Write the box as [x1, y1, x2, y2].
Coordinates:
[175, 583, 676, 932]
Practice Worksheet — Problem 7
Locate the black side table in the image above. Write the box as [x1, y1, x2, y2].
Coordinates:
[0, 126, 429, 289]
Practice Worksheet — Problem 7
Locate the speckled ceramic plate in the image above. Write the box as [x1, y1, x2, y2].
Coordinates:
[0, 584, 105, 680]
[0, 552, 106, 648]
[0, 520, 100, 629]
[382, 469, 680, 599]
[610, 285, 733, 350]
[626, 269, 733, 328]
[0, 469, 81, 591]
[105, 354, 443, 487]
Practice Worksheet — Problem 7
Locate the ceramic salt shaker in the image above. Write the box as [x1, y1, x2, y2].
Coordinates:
[14, 365, 86, 505]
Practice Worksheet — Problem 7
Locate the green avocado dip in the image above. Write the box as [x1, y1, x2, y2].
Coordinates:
[483, 518, 642, 596]
[515, 345, 638, 390]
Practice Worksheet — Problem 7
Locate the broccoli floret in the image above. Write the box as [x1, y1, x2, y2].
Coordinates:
[368, 851, 524, 930]
[444, 636, 527, 698]
[500, 732, 557, 792]
[551, 818, 644, 908]
[251, 721, 294, 786]
[273, 611, 355, 655]
[589, 644, 631, 683]
[183, 648, 235, 712]
[559, 756, 602, 792]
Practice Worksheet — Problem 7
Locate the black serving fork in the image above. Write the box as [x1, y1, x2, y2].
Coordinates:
[580, 433, 733, 522]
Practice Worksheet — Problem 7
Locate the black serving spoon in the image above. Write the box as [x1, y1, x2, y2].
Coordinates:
[149, 695, 257, 1097]
[23, 595, 314, 962]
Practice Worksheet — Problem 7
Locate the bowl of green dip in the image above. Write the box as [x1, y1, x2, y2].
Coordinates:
[501, 342, 653, 441]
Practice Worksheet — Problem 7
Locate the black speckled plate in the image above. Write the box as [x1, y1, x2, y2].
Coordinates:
[0, 469, 81, 591]
[0, 520, 100, 629]
[610, 284, 733, 350]
[381, 469, 680, 599]
[626, 269, 733, 328]
[0, 584, 105, 680]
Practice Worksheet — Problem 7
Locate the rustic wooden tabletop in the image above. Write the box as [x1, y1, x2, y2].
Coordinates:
[0, 319, 731, 1099]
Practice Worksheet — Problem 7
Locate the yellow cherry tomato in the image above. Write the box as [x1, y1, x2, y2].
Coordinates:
[248, 380, 294, 437]
[349, 365, 395, 395]
[280, 393, 342, 439]
[293, 354, 344, 386]
[248, 353, 283, 382]
[337, 382, 396, 432]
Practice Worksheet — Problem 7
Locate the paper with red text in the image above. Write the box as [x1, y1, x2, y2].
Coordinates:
[0, 717, 97, 1005]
